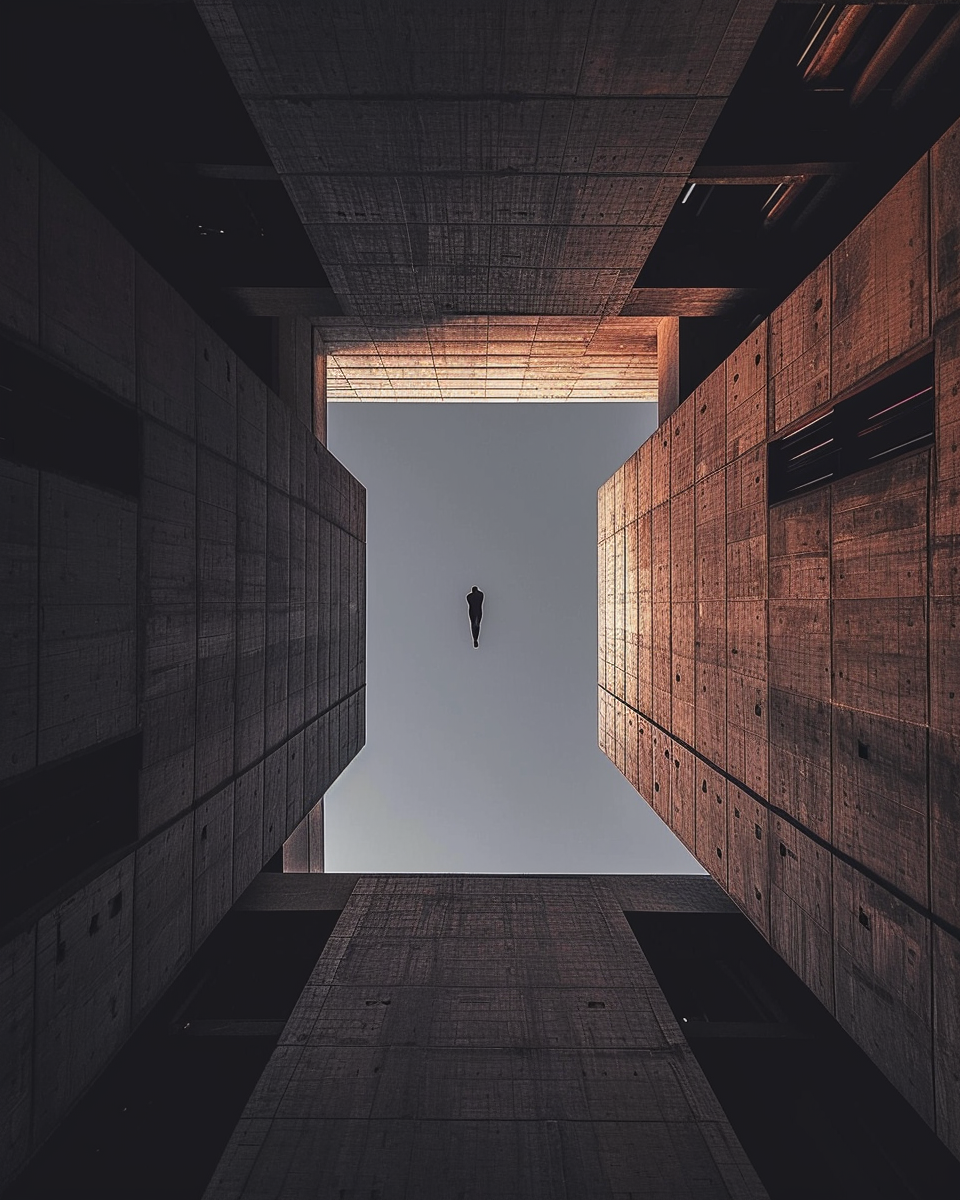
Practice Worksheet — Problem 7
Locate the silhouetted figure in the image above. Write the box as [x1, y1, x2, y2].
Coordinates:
[467, 586, 484, 647]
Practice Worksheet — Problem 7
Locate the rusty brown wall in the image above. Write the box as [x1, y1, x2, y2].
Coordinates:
[0, 112, 365, 1186]
[599, 117, 960, 1159]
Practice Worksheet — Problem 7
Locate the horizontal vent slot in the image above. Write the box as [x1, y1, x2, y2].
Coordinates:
[769, 354, 933, 504]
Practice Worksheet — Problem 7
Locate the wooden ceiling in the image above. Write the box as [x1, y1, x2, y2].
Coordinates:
[319, 315, 659, 402]
[198, 0, 775, 399]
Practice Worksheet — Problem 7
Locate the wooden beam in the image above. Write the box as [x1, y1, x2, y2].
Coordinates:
[688, 163, 848, 185]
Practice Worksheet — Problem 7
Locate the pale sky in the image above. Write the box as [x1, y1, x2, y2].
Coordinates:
[323, 401, 702, 875]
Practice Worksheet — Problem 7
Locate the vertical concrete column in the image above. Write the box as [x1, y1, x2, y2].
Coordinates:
[313, 326, 327, 446]
[657, 315, 680, 426]
[275, 317, 314, 431]
[203, 876, 767, 1198]
[281, 798, 325, 872]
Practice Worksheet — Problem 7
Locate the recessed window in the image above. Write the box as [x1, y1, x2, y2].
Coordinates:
[769, 354, 933, 504]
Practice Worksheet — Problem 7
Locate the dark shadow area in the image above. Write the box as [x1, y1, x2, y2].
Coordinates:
[5, 907, 342, 1200]
[0, 734, 141, 932]
[627, 911, 960, 1200]
[0, 2, 336, 386]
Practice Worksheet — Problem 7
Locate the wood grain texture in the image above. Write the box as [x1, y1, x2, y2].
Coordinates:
[769, 598, 831, 700]
[637, 436, 652, 517]
[650, 727, 673, 826]
[670, 487, 694, 601]
[831, 454, 928, 601]
[652, 422, 670, 505]
[768, 687, 831, 838]
[651, 504, 672, 729]
[769, 260, 830, 433]
[671, 602, 696, 746]
[636, 511, 653, 716]
[636, 712, 654, 807]
[935, 313, 960, 490]
[930, 727, 960, 929]
[669, 741, 697, 855]
[727, 788, 768, 935]
[726, 600, 766, 681]
[833, 861, 934, 1125]
[594, 132, 960, 1157]
[832, 706, 928, 908]
[670, 398, 694, 495]
[933, 926, 960, 1161]
[726, 321, 767, 459]
[695, 600, 725, 667]
[726, 670, 768, 798]
[694, 366, 725, 480]
[769, 819, 834, 1012]
[832, 597, 926, 725]
[623, 452, 637, 528]
[932, 115, 960, 328]
[624, 521, 639, 712]
[769, 489, 829, 600]
[695, 658, 726, 770]
[695, 470, 725, 602]
[694, 763, 727, 887]
[831, 158, 930, 397]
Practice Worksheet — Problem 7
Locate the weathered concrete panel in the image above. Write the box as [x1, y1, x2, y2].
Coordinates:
[33, 856, 134, 1142]
[934, 926, 960, 1160]
[834, 862, 934, 1125]
[769, 260, 830, 434]
[38, 476, 137, 762]
[136, 260, 195, 434]
[0, 112, 39, 342]
[769, 818, 833, 1012]
[132, 815, 192, 1022]
[831, 159, 930, 396]
[0, 929, 35, 1188]
[39, 160, 135, 400]
[0, 461, 38, 780]
[203, 877, 766, 1199]
[193, 784, 235, 950]
[832, 707, 928, 909]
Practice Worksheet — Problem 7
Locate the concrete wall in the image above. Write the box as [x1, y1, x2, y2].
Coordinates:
[203, 875, 766, 1199]
[599, 115, 960, 1158]
[0, 112, 365, 1186]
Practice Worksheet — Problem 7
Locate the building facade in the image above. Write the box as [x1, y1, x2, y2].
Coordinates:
[0, 113, 367, 1188]
[3, 0, 960, 1193]
[599, 115, 960, 1162]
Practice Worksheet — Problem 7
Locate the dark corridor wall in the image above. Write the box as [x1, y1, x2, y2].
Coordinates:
[0, 112, 365, 1188]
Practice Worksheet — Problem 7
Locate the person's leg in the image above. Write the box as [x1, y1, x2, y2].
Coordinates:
[471, 617, 481, 645]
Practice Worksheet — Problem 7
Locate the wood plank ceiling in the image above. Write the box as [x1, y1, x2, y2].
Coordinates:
[198, 0, 775, 400]
[320, 316, 659, 402]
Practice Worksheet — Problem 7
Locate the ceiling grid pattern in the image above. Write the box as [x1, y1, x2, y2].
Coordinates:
[198, 0, 775, 399]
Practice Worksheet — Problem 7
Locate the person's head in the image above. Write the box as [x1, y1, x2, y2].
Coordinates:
[471, 586, 479, 593]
